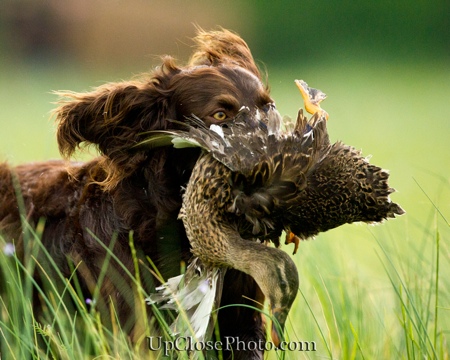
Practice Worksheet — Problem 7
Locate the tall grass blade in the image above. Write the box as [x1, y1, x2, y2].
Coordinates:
[374, 236, 438, 359]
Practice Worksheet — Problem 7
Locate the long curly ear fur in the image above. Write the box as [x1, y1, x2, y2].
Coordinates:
[189, 27, 261, 80]
[54, 57, 182, 190]
[55, 57, 181, 158]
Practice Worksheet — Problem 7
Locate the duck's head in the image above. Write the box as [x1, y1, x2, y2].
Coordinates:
[264, 249, 299, 347]
[240, 245, 299, 346]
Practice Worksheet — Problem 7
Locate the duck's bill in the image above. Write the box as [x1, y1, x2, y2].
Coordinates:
[271, 307, 288, 347]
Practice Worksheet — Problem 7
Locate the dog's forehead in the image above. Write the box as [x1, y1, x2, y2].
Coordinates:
[180, 64, 264, 90]
[174, 64, 271, 108]
[218, 65, 264, 90]
[216, 66, 273, 107]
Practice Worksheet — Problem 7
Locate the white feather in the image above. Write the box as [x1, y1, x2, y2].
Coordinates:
[146, 258, 224, 343]
[210, 124, 224, 139]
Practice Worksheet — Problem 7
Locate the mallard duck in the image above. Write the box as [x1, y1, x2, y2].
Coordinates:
[144, 81, 404, 351]
[146, 106, 301, 348]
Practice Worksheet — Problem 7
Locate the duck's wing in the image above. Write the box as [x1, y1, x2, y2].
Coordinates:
[222, 109, 331, 237]
[135, 115, 225, 154]
[146, 258, 225, 343]
[134, 106, 282, 172]
[136, 107, 331, 239]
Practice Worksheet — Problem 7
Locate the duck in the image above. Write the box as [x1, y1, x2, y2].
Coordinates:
[143, 80, 404, 352]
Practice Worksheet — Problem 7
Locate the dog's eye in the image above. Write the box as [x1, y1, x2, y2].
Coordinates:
[212, 111, 227, 121]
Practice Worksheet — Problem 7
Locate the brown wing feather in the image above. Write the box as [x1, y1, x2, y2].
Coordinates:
[137, 107, 403, 243]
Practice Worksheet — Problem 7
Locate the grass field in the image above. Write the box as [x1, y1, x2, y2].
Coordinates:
[1, 58, 449, 359]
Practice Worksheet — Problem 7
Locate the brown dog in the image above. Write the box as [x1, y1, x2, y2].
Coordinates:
[0, 29, 278, 359]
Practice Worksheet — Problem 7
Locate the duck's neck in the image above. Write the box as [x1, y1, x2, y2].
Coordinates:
[217, 226, 294, 302]
[225, 232, 272, 274]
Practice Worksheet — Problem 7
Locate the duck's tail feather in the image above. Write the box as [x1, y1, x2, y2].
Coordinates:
[146, 258, 225, 343]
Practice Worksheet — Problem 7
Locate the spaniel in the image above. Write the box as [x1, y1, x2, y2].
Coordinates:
[0, 29, 279, 359]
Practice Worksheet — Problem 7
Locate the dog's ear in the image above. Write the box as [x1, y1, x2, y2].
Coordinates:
[189, 28, 261, 80]
[54, 57, 181, 160]
[54, 58, 182, 189]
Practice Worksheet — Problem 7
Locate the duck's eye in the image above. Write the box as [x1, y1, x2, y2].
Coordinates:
[212, 111, 227, 121]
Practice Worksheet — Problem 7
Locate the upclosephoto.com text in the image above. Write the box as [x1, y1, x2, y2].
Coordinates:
[147, 336, 316, 356]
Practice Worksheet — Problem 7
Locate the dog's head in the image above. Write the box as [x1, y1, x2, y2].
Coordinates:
[55, 29, 277, 189]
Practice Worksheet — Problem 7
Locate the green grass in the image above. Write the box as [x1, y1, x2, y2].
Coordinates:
[0, 221, 193, 359]
[280, 212, 449, 359]
[0, 221, 149, 359]
[1, 195, 448, 359]
[1, 59, 449, 359]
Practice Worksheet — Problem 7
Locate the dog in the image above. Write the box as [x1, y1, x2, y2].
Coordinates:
[0, 29, 279, 359]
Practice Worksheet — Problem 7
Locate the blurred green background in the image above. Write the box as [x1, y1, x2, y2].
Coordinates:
[0, 1, 449, 358]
